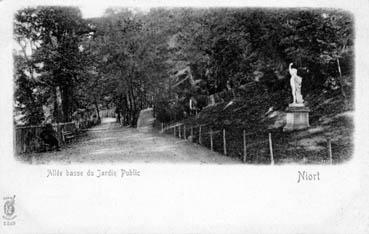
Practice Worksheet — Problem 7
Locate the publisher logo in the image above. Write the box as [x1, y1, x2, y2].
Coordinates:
[3, 195, 16, 226]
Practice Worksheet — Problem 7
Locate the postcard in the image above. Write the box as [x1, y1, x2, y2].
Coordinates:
[1, 0, 369, 233]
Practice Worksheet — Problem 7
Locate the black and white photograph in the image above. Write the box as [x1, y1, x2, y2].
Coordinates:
[1, 0, 369, 233]
[13, 5, 354, 165]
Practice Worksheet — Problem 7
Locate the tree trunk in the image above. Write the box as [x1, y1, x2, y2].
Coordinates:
[60, 86, 74, 122]
[94, 99, 101, 121]
[336, 58, 347, 100]
[53, 86, 65, 123]
[53, 87, 60, 123]
[128, 83, 137, 126]
[117, 111, 121, 124]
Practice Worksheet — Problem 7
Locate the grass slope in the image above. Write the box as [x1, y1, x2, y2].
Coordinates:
[180, 83, 353, 164]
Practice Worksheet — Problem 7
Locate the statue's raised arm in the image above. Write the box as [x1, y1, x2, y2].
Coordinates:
[288, 62, 304, 105]
[289, 63, 293, 76]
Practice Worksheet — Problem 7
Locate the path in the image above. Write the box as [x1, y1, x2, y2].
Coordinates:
[30, 118, 240, 164]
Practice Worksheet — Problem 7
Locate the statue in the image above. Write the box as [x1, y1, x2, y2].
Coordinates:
[289, 63, 304, 105]
[283, 63, 310, 131]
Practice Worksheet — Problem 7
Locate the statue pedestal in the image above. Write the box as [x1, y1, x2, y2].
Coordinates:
[283, 104, 310, 132]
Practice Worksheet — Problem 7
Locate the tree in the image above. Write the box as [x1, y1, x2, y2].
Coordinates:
[14, 7, 354, 126]
[14, 7, 93, 124]
[87, 8, 172, 126]
[317, 11, 354, 99]
[14, 54, 45, 125]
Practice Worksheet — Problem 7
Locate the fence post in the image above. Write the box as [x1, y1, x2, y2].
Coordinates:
[269, 132, 274, 165]
[199, 125, 202, 145]
[327, 138, 333, 164]
[210, 129, 213, 151]
[243, 130, 247, 163]
[173, 126, 176, 136]
[184, 125, 186, 140]
[223, 129, 227, 155]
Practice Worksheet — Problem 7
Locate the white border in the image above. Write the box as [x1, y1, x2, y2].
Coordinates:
[1, 0, 369, 233]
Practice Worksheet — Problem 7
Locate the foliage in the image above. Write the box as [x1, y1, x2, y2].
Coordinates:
[14, 7, 354, 126]
[14, 6, 93, 124]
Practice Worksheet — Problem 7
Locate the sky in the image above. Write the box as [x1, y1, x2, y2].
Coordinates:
[79, 5, 106, 18]
[79, 5, 151, 18]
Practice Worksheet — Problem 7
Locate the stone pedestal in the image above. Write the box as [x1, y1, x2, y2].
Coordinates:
[283, 104, 310, 132]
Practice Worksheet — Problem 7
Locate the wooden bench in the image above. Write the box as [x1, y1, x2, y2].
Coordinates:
[62, 130, 75, 143]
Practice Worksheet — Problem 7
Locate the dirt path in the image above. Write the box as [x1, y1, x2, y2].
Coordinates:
[29, 118, 240, 164]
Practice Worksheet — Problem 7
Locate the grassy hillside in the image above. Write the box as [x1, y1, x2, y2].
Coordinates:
[178, 80, 353, 164]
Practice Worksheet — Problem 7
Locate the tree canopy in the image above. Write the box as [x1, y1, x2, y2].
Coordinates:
[14, 7, 354, 126]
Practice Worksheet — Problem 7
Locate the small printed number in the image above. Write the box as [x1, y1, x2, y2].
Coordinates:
[3, 221, 15, 226]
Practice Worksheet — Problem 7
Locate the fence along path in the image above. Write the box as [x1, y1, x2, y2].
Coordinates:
[160, 122, 335, 165]
[15, 122, 78, 154]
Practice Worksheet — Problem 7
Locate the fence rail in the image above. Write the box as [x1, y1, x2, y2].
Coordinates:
[15, 121, 91, 154]
[159, 121, 336, 165]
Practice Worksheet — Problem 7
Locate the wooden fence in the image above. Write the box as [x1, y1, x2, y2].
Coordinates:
[15, 122, 78, 154]
[160, 122, 336, 165]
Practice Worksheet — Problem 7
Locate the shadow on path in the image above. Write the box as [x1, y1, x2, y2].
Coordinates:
[28, 118, 240, 164]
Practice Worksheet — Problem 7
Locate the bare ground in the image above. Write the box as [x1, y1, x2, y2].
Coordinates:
[23, 118, 240, 164]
